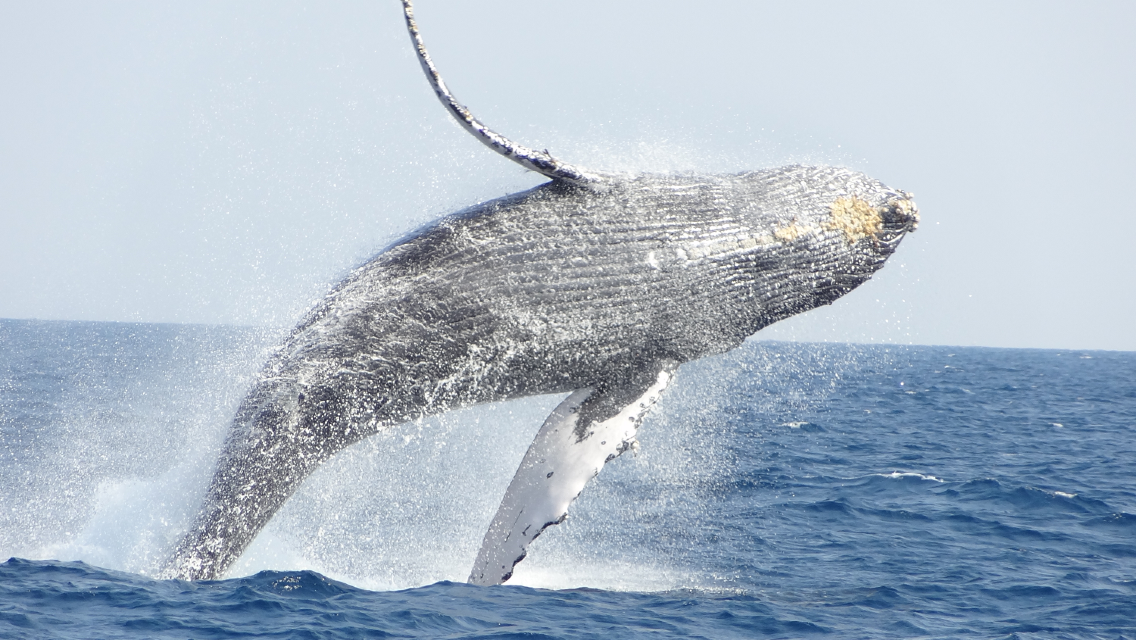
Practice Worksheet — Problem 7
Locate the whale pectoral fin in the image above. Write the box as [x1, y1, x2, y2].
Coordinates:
[467, 364, 676, 586]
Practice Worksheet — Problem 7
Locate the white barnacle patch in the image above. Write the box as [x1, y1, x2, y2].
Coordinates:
[826, 196, 883, 243]
[646, 251, 660, 270]
[677, 230, 782, 264]
[773, 222, 809, 242]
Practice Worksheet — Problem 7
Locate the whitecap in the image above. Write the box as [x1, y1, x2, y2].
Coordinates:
[878, 471, 945, 483]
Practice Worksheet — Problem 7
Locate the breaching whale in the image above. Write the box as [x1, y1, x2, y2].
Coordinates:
[163, 0, 919, 584]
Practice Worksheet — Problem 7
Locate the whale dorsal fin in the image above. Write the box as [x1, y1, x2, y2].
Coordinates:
[401, 0, 601, 186]
[468, 365, 676, 586]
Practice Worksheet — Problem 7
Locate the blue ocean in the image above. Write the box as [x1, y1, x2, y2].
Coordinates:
[1, 317, 1133, 639]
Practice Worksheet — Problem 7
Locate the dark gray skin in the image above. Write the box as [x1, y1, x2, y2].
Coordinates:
[163, 166, 917, 580]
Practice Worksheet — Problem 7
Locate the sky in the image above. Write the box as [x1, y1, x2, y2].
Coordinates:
[1, 1, 1133, 351]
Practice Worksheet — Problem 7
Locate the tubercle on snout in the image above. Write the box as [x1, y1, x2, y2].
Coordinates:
[827, 197, 883, 243]
[826, 190, 919, 243]
[887, 192, 920, 232]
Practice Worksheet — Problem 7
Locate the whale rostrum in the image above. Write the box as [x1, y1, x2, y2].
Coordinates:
[162, 1, 918, 584]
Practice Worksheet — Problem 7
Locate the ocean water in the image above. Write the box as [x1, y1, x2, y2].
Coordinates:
[1, 317, 1133, 639]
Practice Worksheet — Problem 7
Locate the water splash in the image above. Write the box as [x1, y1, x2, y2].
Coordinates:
[1, 319, 876, 591]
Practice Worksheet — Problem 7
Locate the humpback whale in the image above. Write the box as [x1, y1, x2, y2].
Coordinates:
[163, 1, 919, 585]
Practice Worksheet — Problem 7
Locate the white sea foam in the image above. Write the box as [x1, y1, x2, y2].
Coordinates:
[877, 471, 946, 483]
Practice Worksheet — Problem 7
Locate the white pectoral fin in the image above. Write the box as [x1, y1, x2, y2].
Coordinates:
[467, 366, 675, 586]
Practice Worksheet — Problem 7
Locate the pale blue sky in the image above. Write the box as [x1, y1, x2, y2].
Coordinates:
[2, 1, 1133, 350]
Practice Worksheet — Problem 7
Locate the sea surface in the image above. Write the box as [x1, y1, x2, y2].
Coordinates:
[1, 318, 1134, 639]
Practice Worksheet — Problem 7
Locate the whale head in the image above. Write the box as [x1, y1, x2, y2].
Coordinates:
[716, 166, 920, 330]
